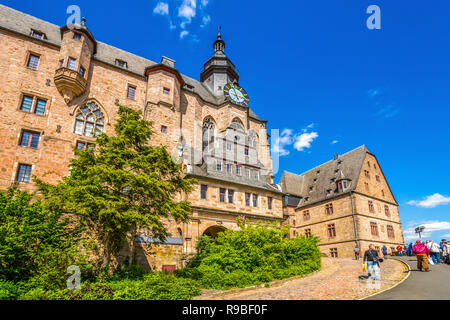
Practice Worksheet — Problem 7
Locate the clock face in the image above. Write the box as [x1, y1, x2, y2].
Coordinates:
[224, 83, 249, 107]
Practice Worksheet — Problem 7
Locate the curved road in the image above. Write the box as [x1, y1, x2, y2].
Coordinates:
[366, 256, 450, 300]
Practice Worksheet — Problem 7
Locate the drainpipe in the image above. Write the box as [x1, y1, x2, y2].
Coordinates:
[143, 75, 149, 116]
[350, 191, 360, 249]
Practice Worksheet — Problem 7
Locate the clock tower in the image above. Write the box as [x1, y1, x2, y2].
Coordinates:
[200, 28, 239, 96]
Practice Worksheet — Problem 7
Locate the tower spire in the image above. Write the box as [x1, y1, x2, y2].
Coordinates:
[213, 26, 225, 53]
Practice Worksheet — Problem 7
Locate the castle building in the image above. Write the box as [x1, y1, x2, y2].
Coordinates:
[0, 5, 284, 270]
[280, 146, 405, 258]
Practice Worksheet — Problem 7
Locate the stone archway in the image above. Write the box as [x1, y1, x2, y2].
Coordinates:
[202, 225, 227, 239]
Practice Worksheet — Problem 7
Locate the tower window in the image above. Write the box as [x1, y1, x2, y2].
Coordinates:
[226, 163, 233, 173]
[267, 196, 273, 210]
[387, 225, 395, 238]
[368, 201, 374, 213]
[73, 33, 81, 40]
[20, 95, 47, 116]
[27, 54, 40, 70]
[228, 189, 234, 204]
[67, 57, 76, 70]
[161, 125, 167, 133]
[370, 222, 379, 236]
[219, 188, 226, 202]
[327, 224, 336, 238]
[74, 102, 104, 137]
[115, 59, 128, 69]
[127, 85, 136, 100]
[325, 203, 334, 215]
[252, 194, 258, 207]
[245, 193, 251, 206]
[20, 131, 40, 148]
[30, 30, 44, 39]
[236, 165, 241, 176]
[163, 87, 170, 95]
[200, 185, 207, 199]
[16, 164, 32, 182]
[384, 205, 390, 217]
[244, 147, 249, 155]
[216, 161, 222, 171]
[79, 66, 86, 77]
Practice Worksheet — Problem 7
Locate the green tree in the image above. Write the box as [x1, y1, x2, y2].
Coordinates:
[0, 187, 83, 289]
[36, 105, 195, 272]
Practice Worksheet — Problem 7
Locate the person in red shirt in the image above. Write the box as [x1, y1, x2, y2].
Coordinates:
[412, 240, 430, 272]
[396, 245, 403, 256]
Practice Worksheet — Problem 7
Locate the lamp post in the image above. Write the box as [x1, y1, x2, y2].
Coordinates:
[415, 226, 425, 239]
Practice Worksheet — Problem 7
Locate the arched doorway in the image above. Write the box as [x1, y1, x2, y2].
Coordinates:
[203, 225, 227, 239]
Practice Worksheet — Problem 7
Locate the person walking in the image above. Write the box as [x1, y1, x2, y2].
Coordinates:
[363, 244, 381, 281]
[412, 240, 430, 272]
[408, 242, 413, 256]
[382, 245, 388, 259]
[354, 245, 360, 260]
[429, 240, 441, 264]
[442, 241, 448, 264]
[396, 245, 403, 256]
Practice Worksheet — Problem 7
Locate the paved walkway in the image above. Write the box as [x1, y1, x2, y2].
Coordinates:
[367, 256, 450, 300]
[195, 257, 406, 300]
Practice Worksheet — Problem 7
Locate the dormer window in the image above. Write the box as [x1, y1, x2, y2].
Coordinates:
[337, 179, 349, 192]
[115, 59, 128, 69]
[309, 186, 314, 192]
[316, 170, 320, 175]
[30, 30, 44, 40]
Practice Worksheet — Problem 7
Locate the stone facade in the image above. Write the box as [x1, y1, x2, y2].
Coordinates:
[0, 5, 283, 270]
[280, 146, 404, 258]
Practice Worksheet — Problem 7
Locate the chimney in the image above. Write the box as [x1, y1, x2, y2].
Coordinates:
[161, 56, 175, 68]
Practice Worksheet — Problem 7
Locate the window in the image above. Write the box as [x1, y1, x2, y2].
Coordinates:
[370, 222, 379, 236]
[216, 161, 222, 171]
[226, 143, 232, 151]
[381, 190, 385, 197]
[74, 102, 104, 137]
[368, 201, 374, 213]
[27, 54, 40, 70]
[330, 248, 338, 258]
[163, 88, 170, 95]
[20, 95, 47, 115]
[200, 185, 207, 199]
[67, 57, 76, 70]
[374, 164, 377, 170]
[16, 164, 32, 182]
[384, 205, 390, 217]
[292, 219, 296, 226]
[244, 147, 249, 155]
[337, 180, 348, 192]
[303, 210, 310, 221]
[76, 141, 94, 151]
[252, 194, 258, 207]
[305, 229, 311, 238]
[325, 203, 334, 215]
[58, 59, 64, 68]
[253, 171, 259, 180]
[127, 85, 136, 100]
[268, 197, 273, 210]
[387, 225, 395, 238]
[219, 188, 226, 202]
[367, 161, 370, 167]
[20, 131, 40, 148]
[161, 126, 167, 134]
[376, 175, 380, 182]
[245, 168, 250, 179]
[228, 189, 234, 204]
[316, 170, 320, 175]
[203, 118, 215, 151]
[364, 182, 369, 192]
[364, 170, 370, 178]
[309, 186, 314, 192]
[115, 59, 128, 69]
[245, 193, 251, 206]
[327, 224, 336, 238]
[79, 66, 85, 77]
[73, 33, 81, 40]
[31, 30, 44, 39]
[226, 163, 233, 173]
[293, 230, 297, 237]
[236, 165, 241, 176]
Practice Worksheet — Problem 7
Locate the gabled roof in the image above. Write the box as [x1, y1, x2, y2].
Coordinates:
[279, 145, 370, 208]
[0, 4, 263, 122]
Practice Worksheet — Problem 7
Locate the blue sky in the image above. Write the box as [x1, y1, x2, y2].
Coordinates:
[4, 0, 450, 243]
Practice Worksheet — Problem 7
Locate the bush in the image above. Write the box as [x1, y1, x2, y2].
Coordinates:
[181, 222, 321, 289]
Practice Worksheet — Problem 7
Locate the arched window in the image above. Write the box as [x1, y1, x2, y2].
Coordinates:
[202, 117, 215, 151]
[74, 102, 104, 137]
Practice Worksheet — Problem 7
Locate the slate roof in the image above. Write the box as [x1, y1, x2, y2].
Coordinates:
[0, 4, 262, 121]
[279, 145, 369, 208]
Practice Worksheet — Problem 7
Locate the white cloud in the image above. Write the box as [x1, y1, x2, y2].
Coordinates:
[201, 0, 209, 6]
[272, 129, 293, 156]
[200, 15, 211, 28]
[403, 221, 450, 242]
[367, 88, 380, 98]
[180, 30, 189, 39]
[331, 140, 339, 144]
[293, 132, 318, 151]
[178, 0, 197, 27]
[407, 193, 450, 208]
[441, 234, 450, 239]
[153, 2, 169, 15]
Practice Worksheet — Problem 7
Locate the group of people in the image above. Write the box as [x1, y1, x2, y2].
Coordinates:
[356, 239, 449, 280]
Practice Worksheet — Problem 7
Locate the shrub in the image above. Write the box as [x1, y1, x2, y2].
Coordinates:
[181, 222, 321, 289]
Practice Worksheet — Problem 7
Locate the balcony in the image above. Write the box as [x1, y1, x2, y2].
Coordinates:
[54, 67, 87, 104]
